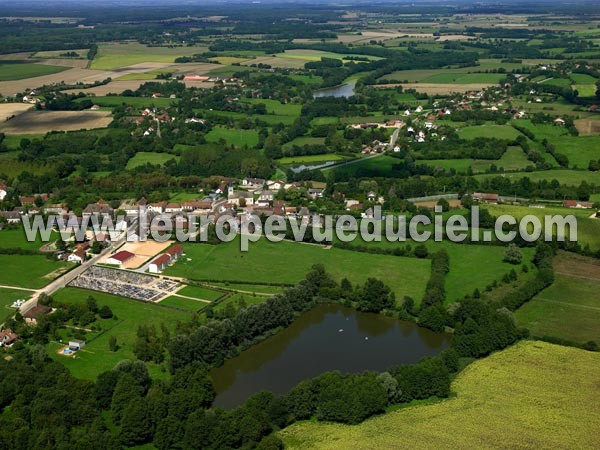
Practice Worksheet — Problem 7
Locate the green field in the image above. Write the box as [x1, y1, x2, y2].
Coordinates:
[457, 125, 523, 140]
[485, 204, 600, 251]
[77, 95, 177, 108]
[419, 73, 505, 84]
[48, 287, 192, 379]
[0, 62, 68, 81]
[90, 42, 208, 70]
[327, 155, 399, 178]
[280, 341, 600, 449]
[205, 126, 259, 147]
[475, 168, 600, 186]
[242, 98, 302, 116]
[552, 136, 600, 168]
[282, 137, 326, 150]
[164, 239, 431, 302]
[0, 254, 67, 289]
[515, 252, 600, 343]
[125, 152, 178, 169]
[177, 285, 225, 301]
[0, 288, 30, 323]
[279, 153, 346, 165]
[573, 84, 597, 97]
[158, 296, 207, 312]
[0, 228, 53, 251]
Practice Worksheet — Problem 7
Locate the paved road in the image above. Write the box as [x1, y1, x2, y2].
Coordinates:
[18, 220, 139, 315]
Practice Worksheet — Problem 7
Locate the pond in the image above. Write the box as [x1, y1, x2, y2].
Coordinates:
[211, 303, 450, 408]
[313, 81, 356, 98]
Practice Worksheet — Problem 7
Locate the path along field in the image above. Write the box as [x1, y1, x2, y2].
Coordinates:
[164, 238, 431, 301]
[515, 251, 600, 343]
[0, 110, 112, 134]
[280, 340, 600, 449]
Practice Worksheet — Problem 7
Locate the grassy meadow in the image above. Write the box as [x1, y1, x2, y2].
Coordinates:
[0, 254, 68, 289]
[164, 238, 431, 301]
[125, 152, 178, 169]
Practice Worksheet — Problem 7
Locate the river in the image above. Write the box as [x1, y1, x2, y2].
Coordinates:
[211, 303, 450, 408]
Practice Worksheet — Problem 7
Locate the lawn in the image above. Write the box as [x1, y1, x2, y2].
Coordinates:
[515, 252, 600, 343]
[573, 84, 597, 98]
[48, 287, 193, 379]
[0, 254, 68, 289]
[90, 42, 208, 70]
[457, 124, 523, 140]
[205, 126, 259, 147]
[164, 238, 431, 302]
[126, 152, 178, 169]
[0, 62, 68, 81]
[280, 341, 600, 449]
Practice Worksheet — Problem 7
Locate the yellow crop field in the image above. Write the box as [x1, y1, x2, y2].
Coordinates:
[280, 341, 600, 449]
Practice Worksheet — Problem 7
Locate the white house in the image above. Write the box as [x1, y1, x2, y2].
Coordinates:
[149, 254, 170, 273]
[0, 183, 7, 201]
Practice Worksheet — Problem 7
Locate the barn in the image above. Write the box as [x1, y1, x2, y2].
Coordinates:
[106, 250, 135, 266]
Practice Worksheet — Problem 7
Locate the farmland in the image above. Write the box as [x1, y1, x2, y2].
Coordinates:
[205, 126, 259, 147]
[280, 341, 600, 449]
[0, 61, 68, 81]
[164, 238, 431, 301]
[515, 252, 600, 343]
[90, 42, 208, 70]
[0, 110, 112, 134]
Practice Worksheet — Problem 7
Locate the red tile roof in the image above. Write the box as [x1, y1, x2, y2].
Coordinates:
[109, 250, 135, 262]
[151, 254, 171, 266]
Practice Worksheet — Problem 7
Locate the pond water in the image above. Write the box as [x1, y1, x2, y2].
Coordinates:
[211, 303, 450, 408]
[313, 81, 356, 98]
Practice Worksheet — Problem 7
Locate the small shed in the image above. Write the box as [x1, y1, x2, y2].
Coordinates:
[69, 339, 86, 351]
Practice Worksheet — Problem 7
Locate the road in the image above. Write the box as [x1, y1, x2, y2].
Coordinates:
[18, 218, 140, 315]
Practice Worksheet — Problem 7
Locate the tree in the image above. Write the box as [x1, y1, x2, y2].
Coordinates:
[503, 243, 523, 265]
[120, 398, 152, 446]
[414, 244, 429, 258]
[109, 336, 118, 352]
[98, 305, 113, 319]
[437, 198, 450, 212]
[356, 278, 394, 313]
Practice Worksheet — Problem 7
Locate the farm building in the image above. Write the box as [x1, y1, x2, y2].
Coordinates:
[149, 254, 170, 273]
[107, 250, 135, 266]
[166, 244, 183, 260]
[22, 305, 52, 325]
[67, 248, 87, 263]
[473, 193, 499, 204]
